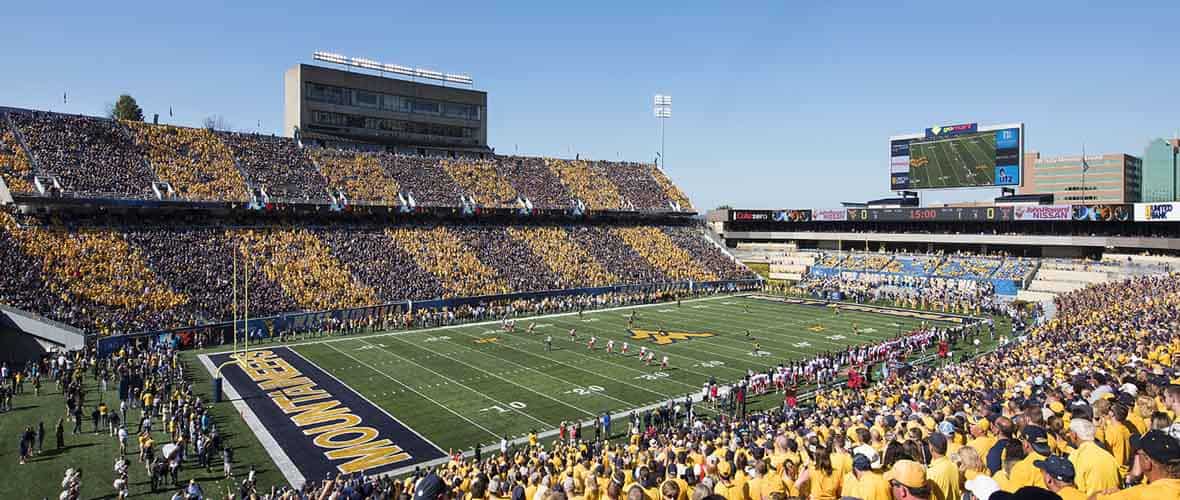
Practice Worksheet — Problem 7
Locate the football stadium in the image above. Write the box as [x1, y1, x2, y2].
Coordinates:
[2, 6, 1180, 500]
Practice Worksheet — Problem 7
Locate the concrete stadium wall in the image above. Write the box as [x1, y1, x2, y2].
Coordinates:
[1016, 290, 1059, 304]
[1034, 269, 1111, 284]
[770, 263, 808, 274]
[1028, 280, 1088, 293]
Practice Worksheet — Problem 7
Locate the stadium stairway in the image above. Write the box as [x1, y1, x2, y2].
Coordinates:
[0, 174, 11, 205]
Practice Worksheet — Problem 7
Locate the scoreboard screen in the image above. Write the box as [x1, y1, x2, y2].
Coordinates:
[890, 123, 1023, 190]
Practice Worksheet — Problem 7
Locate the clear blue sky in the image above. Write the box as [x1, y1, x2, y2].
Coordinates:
[2, 1, 1178, 210]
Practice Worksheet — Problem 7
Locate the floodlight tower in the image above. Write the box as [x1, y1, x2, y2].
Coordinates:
[654, 95, 672, 168]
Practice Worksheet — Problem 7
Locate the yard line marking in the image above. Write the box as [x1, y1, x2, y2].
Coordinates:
[435, 317, 710, 388]
[372, 339, 608, 419]
[429, 328, 672, 401]
[322, 341, 505, 439]
[350, 338, 553, 428]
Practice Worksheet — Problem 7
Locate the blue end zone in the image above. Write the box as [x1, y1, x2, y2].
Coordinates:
[211, 347, 445, 479]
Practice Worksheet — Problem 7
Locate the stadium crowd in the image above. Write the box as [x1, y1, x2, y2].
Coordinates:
[794, 273, 1001, 316]
[382, 153, 464, 207]
[309, 148, 403, 204]
[506, 226, 619, 289]
[1, 110, 691, 212]
[217, 132, 329, 202]
[10, 111, 157, 199]
[126, 122, 250, 202]
[549, 159, 625, 210]
[613, 227, 718, 283]
[495, 156, 575, 209]
[0, 208, 752, 337]
[6, 340, 232, 499]
[598, 162, 676, 211]
[650, 166, 693, 210]
[0, 117, 35, 193]
[934, 255, 1002, 280]
[443, 159, 520, 207]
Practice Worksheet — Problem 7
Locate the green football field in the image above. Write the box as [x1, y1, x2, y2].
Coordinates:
[0, 294, 1007, 499]
[204, 294, 996, 473]
[908, 133, 996, 188]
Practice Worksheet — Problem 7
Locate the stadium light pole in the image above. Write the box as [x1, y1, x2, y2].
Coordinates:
[654, 95, 671, 169]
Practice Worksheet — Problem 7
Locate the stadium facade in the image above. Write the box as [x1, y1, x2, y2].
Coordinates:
[1019, 151, 1141, 203]
[283, 64, 490, 157]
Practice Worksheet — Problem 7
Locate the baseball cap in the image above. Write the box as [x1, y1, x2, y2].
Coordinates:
[937, 421, 955, 436]
[851, 444, 881, 470]
[889, 460, 927, 489]
[1139, 430, 1180, 465]
[853, 454, 872, 472]
[1021, 426, 1051, 455]
[1033, 455, 1075, 482]
[414, 472, 446, 500]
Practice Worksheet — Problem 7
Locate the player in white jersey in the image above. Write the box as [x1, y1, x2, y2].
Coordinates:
[639, 346, 647, 359]
[620, 342, 630, 355]
[587, 336, 596, 350]
[569, 328, 576, 341]
[660, 355, 669, 370]
[606, 339, 615, 353]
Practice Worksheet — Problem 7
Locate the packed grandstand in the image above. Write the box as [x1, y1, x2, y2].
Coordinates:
[0, 104, 1178, 500]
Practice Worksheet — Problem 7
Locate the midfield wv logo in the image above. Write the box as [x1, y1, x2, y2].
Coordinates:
[629, 329, 715, 345]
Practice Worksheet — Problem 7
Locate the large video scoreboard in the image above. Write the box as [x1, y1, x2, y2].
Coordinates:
[890, 122, 1023, 190]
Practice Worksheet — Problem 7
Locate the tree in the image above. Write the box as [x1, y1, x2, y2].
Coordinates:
[202, 115, 232, 131]
[715, 204, 733, 211]
[108, 94, 143, 121]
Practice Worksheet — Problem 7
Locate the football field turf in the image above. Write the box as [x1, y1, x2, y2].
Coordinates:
[201, 293, 998, 484]
[908, 134, 996, 188]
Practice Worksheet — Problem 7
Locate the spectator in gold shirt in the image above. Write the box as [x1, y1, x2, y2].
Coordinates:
[1033, 456, 1086, 500]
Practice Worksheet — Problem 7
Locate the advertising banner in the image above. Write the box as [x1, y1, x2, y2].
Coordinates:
[729, 210, 773, 222]
[1012, 205, 1072, 221]
[773, 209, 812, 222]
[1072, 204, 1131, 222]
[812, 209, 848, 221]
[1135, 202, 1180, 222]
[924, 123, 978, 139]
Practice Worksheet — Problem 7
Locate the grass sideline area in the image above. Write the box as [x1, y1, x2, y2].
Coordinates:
[0, 294, 1010, 498]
